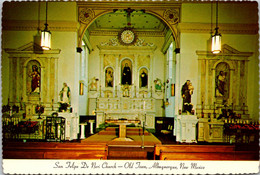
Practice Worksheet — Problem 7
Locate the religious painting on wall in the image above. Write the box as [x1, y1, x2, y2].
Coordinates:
[139, 68, 148, 88]
[215, 62, 230, 99]
[121, 59, 132, 85]
[105, 67, 114, 87]
[26, 60, 41, 94]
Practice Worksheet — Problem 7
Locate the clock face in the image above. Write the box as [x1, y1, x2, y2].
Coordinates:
[119, 29, 136, 45]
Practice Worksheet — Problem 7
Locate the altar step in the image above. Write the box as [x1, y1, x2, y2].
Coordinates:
[107, 146, 154, 160]
[98, 127, 150, 136]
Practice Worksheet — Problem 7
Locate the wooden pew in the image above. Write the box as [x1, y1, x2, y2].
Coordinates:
[3, 142, 108, 160]
[154, 144, 258, 160]
[154, 144, 235, 160]
[160, 151, 236, 160]
[160, 151, 259, 160]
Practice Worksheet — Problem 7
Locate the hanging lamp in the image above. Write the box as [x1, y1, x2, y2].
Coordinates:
[41, 2, 51, 50]
[211, 1, 221, 54]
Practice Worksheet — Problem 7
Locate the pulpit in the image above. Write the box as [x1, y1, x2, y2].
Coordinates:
[174, 115, 198, 143]
[105, 119, 140, 141]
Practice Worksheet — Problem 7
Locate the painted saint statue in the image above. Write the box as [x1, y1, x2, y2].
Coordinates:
[216, 71, 226, 96]
[30, 65, 40, 93]
[140, 70, 148, 87]
[59, 83, 71, 105]
[122, 63, 132, 85]
[105, 68, 113, 87]
[181, 80, 194, 113]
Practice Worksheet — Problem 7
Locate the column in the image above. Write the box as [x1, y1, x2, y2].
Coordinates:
[23, 65, 27, 101]
[54, 57, 59, 102]
[47, 57, 51, 103]
[80, 123, 87, 139]
[99, 54, 104, 97]
[174, 49, 181, 115]
[89, 119, 95, 134]
[16, 57, 20, 101]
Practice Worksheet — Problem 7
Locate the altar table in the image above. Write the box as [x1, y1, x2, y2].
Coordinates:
[105, 119, 140, 141]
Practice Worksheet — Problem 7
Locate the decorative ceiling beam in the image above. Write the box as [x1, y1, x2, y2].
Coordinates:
[2, 20, 77, 32]
[179, 23, 258, 35]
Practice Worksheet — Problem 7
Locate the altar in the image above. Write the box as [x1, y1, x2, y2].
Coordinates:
[96, 97, 156, 129]
[174, 115, 198, 143]
[105, 119, 140, 141]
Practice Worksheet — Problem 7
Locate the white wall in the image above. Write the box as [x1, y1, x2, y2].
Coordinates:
[180, 2, 259, 120]
[2, 2, 80, 113]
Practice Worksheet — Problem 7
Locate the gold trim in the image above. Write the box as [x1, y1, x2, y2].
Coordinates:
[179, 23, 258, 34]
[2, 20, 77, 32]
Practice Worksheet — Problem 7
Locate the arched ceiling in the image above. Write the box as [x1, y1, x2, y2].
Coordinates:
[87, 9, 169, 35]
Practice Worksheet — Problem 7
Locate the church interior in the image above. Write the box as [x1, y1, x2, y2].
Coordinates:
[2, 1, 259, 161]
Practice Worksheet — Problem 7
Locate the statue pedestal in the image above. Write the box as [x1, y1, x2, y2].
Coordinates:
[174, 115, 198, 143]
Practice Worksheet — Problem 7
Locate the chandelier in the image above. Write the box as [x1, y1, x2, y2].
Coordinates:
[211, 1, 221, 54]
[41, 2, 51, 50]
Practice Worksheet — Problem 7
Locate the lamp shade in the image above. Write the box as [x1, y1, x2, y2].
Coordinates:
[211, 32, 221, 54]
[41, 30, 51, 50]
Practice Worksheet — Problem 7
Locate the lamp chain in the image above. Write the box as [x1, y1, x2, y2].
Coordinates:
[46, 2, 48, 24]
[45, 2, 48, 30]
[216, 1, 218, 28]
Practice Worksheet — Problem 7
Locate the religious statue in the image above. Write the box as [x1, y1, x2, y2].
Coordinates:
[122, 63, 132, 85]
[216, 71, 226, 97]
[105, 68, 113, 87]
[59, 83, 71, 111]
[181, 80, 194, 114]
[122, 82, 130, 97]
[154, 78, 163, 91]
[29, 65, 40, 93]
[90, 77, 98, 91]
[140, 70, 148, 88]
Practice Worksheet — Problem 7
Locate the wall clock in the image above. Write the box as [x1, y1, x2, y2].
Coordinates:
[118, 28, 137, 45]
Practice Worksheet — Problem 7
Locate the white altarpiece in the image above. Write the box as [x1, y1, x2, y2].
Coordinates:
[96, 97, 155, 128]
[196, 44, 253, 142]
[91, 43, 159, 128]
[5, 42, 61, 118]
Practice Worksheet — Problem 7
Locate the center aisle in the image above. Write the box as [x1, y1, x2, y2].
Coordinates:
[81, 127, 162, 160]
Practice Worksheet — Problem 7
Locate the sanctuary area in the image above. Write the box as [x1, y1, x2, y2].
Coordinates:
[1, 1, 259, 162]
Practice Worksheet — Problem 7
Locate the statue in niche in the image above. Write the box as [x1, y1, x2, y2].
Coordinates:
[140, 69, 148, 88]
[28, 64, 41, 93]
[216, 71, 227, 97]
[59, 82, 71, 111]
[105, 67, 113, 87]
[121, 62, 132, 85]
[215, 62, 229, 99]
[181, 80, 194, 114]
